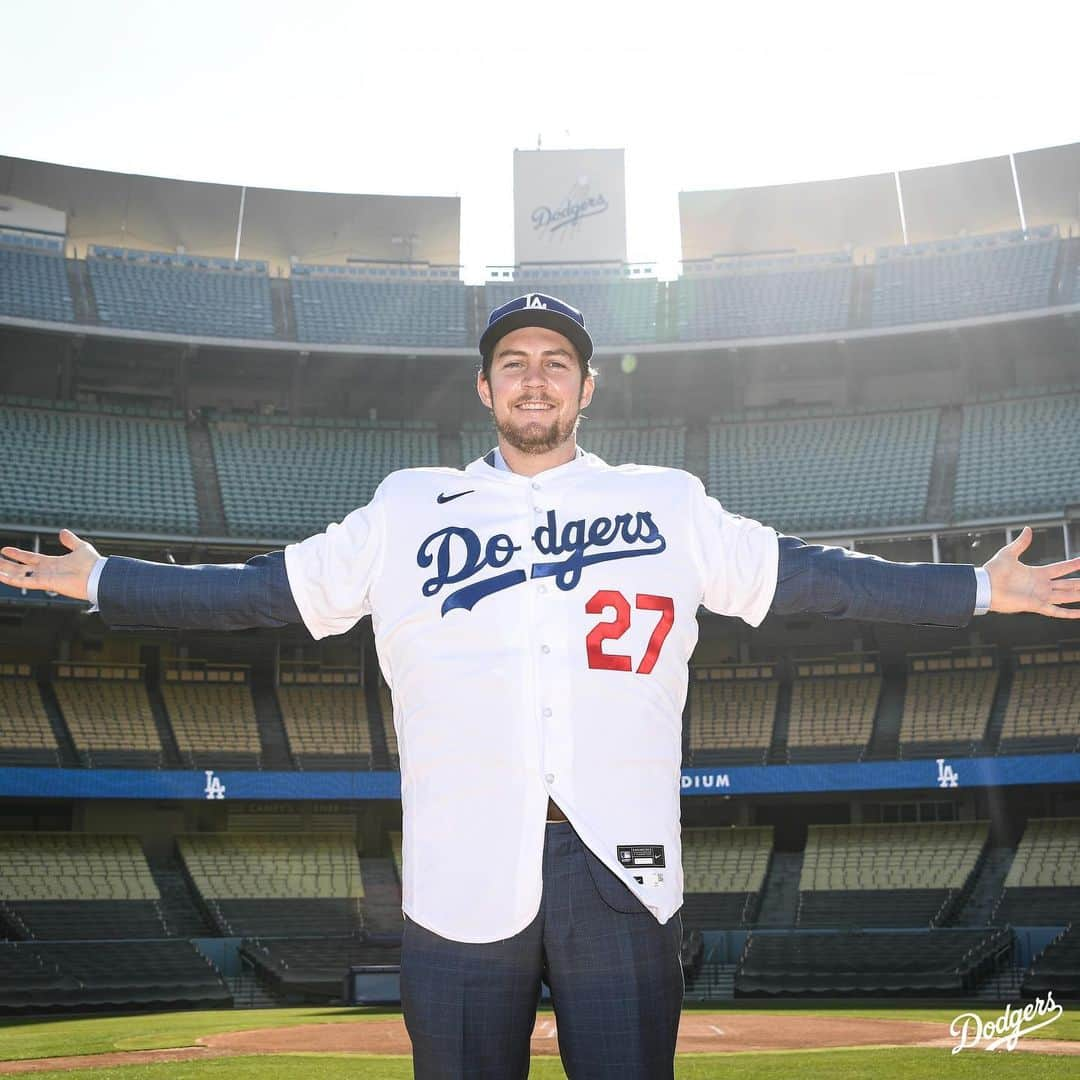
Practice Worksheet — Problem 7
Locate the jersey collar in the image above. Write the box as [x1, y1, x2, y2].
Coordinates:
[466, 445, 599, 484]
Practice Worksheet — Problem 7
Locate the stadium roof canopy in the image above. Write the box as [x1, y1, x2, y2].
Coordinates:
[679, 141, 1080, 261]
[0, 156, 461, 271]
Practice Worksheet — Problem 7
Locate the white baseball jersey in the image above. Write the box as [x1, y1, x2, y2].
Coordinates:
[284, 451, 778, 943]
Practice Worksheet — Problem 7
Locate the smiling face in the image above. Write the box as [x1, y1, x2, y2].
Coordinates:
[477, 325, 595, 459]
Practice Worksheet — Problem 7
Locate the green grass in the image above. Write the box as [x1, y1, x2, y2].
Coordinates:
[0, 1003, 1074, 1077]
[0, 1007, 398, 1061]
[681, 1000, 1080, 1042]
[12, 1049, 1077, 1080]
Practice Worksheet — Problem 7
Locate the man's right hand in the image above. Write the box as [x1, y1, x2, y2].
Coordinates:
[0, 530, 99, 601]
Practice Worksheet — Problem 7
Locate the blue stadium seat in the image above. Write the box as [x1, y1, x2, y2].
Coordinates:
[871, 228, 1058, 328]
[87, 246, 274, 338]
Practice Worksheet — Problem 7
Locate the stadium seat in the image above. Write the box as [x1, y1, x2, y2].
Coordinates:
[708, 407, 938, 533]
[87, 246, 274, 339]
[872, 228, 1058, 328]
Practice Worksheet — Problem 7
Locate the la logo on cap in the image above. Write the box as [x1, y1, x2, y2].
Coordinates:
[525, 294, 548, 309]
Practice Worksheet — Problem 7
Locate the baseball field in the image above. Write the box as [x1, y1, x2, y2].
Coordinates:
[0, 1002, 1076, 1079]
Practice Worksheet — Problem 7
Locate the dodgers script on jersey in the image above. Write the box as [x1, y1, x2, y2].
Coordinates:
[284, 452, 779, 943]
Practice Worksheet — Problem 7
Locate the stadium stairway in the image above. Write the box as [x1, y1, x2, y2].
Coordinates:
[973, 965, 1026, 1002]
[982, 662, 1015, 754]
[64, 259, 96, 324]
[766, 680, 791, 765]
[683, 425, 709, 490]
[185, 423, 228, 536]
[367, 680, 392, 769]
[847, 265, 875, 330]
[228, 968, 282, 1009]
[685, 962, 736, 1001]
[754, 850, 803, 928]
[250, 670, 295, 770]
[269, 278, 296, 341]
[145, 673, 183, 769]
[357, 857, 403, 935]
[145, 852, 217, 936]
[865, 666, 905, 760]
[953, 847, 1016, 927]
[925, 405, 964, 524]
[37, 679, 79, 768]
[439, 431, 464, 468]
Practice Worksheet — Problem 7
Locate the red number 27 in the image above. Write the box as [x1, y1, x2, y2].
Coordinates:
[585, 590, 674, 675]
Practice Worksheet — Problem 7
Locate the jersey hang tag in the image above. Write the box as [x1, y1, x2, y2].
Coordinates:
[618, 844, 665, 868]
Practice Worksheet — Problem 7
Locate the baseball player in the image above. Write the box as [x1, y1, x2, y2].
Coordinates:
[3, 293, 1079, 1080]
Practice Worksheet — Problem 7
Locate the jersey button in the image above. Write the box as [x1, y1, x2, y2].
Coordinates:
[531, 482, 541, 491]
[541, 644, 551, 654]
[538, 585, 548, 594]
[542, 707, 552, 717]
[544, 773, 555, 784]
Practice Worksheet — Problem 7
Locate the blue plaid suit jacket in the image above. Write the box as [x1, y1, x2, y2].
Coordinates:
[95, 538, 976, 632]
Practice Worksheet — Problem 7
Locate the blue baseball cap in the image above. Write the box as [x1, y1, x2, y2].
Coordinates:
[478, 293, 594, 368]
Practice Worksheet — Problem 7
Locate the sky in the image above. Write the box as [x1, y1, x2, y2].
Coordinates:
[4, 0, 1078, 281]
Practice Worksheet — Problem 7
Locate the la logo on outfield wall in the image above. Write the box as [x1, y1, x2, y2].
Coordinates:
[936, 758, 959, 788]
[951, 993, 1062, 1052]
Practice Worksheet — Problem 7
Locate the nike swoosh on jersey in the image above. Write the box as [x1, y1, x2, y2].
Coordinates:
[436, 489, 475, 504]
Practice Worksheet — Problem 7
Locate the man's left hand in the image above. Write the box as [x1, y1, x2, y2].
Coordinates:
[983, 526, 1080, 619]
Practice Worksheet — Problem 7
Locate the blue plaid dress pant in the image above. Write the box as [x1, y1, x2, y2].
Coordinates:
[400, 821, 684, 1079]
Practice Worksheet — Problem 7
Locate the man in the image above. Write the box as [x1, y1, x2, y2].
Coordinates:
[3, 293, 1078, 1079]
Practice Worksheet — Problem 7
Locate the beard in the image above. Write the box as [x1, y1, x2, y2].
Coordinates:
[494, 398, 582, 455]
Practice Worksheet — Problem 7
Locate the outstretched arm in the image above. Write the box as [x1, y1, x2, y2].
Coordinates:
[770, 526, 1079, 626]
[0, 530, 302, 631]
[981, 526, 1080, 619]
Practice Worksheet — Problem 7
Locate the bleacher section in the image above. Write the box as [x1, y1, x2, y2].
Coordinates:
[787, 657, 880, 762]
[679, 826, 772, 929]
[686, 663, 777, 765]
[209, 415, 439, 538]
[0, 234, 75, 323]
[797, 821, 987, 928]
[954, 391, 1080, 520]
[277, 667, 372, 769]
[0, 399, 199, 534]
[161, 665, 261, 769]
[484, 273, 658, 346]
[1025, 926, 1080, 997]
[0, 666, 58, 766]
[52, 664, 162, 769]
[999, 643, 1080, 754]
[292, 264, 467, 346]
[871, 228, 1058, 328]
[0, 833, 165, 940]
[995, 818, 1080, 925]
[178, 833, 365, 937]
[87, 247, 274, 338]
[899, 652, 996, 759]
[0, 940, 231, 1013]
[707, 408, 937, 533]
[675, 254, 852, 342]
[737, 928, 1010, 997]
[242, 936, 401, 1000]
